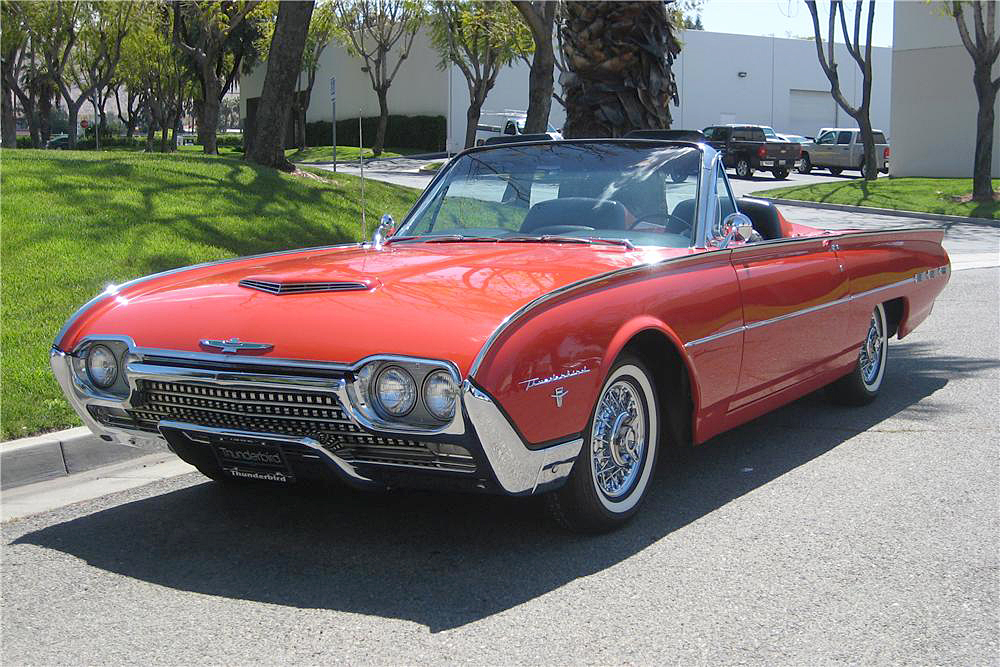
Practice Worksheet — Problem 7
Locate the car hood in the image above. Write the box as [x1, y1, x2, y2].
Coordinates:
[60, 242, 692, 375]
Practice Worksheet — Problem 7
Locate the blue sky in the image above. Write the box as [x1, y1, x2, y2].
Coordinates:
[699, 0, 895, 47]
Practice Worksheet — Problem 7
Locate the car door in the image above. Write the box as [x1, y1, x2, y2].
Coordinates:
[833, 130, 853, 167]
[729, 234, 850, 411]
[811, 131, 836, 165]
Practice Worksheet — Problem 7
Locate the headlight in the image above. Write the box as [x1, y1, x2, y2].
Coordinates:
[86, 344, 119, 388]
[423, 370, 457, 420]
[374, 366, 417, 417]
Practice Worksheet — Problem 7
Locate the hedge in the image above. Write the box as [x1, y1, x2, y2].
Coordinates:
[305, 115, 445, 152]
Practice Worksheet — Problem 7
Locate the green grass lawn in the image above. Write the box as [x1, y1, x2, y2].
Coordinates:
[754, 177, 1000, 219]
[284, 145, 396, 163]
[0, 149, 421, 440]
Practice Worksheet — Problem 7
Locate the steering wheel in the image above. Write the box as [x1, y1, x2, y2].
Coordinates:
[629, 212, 691, 235]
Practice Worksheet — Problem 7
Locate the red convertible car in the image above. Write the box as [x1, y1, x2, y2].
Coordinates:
[51, 139, 950, 531]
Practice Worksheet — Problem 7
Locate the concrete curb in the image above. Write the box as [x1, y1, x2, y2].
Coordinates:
[753, 196, 1000, 227]
[1, 427, 166, 490]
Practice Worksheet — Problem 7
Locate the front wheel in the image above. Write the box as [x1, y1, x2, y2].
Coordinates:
[546, 354, 660, 532]
[798, 153, 812, 174]
[828, 303, 888, 405]
[735, 158, 753, 179]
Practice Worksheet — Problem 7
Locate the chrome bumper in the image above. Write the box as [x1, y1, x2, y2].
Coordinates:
[49, 347, 581, 495]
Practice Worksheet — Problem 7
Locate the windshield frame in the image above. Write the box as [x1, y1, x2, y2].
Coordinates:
[392, 139, 716, 249]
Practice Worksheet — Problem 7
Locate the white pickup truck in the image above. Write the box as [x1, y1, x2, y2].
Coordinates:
[475, 112, 563, 146]
[798, 128, 890, 178]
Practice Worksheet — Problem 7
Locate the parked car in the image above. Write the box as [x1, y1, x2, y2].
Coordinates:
[51, 138, 950, 532]
[703, 124, 801, 179]
[798, 128, 890, 177]
[779, 134, 812, 169]
[475, 112, 562, 146]
[46, 134, 69, 149]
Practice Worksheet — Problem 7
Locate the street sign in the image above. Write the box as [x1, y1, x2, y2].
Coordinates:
[329, 77, 336, 101]
[80, 119, 89, 129]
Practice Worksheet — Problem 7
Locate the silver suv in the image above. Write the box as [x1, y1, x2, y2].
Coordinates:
[798, 128, 890, 178]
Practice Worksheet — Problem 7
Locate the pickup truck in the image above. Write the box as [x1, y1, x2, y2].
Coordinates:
[798, 128, 890, 178]
[703, 125, 801, 179]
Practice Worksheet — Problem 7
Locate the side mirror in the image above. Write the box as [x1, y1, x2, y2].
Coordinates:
[718, 212, 755, 248]
[372, 213, 395, 249]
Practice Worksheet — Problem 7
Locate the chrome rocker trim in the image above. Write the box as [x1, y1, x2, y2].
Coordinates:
[50, 348, 580, 496]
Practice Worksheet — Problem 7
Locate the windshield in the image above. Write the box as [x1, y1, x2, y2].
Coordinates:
[396, 142, 702, 248]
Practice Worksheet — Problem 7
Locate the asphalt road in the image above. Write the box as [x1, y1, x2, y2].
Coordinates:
[3, 267, 997, 665]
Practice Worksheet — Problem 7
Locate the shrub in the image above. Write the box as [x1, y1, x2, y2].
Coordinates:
[304, 115, 445, 152]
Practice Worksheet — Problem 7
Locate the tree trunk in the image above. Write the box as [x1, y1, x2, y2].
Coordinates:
[38, 89, 52, 144]
[855, 112, 877, 181]
[1, 86, 15, 148]
[26, 103, 40, 148]
[560, 2, 679, 138]
[67, 104, 79, 147]
[523, 38, 555, 134]
[972, 67, 997, 201]
[246, 0, 314, 170]
[198, 76, 221, 154]
[373, 88, 389, 157]
[145, 112, 156, 151]
[464, 85, 488, 149]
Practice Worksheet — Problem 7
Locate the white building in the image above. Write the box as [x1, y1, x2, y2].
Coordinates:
[890, 1, 999, 178]
[240, 28, 892, 153]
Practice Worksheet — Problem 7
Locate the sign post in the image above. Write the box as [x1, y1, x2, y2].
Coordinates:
[329, 77, 336, 172]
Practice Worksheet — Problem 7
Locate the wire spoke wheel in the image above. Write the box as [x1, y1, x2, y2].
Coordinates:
[860, 309, 886, 388]
[591, 379, 647, 499]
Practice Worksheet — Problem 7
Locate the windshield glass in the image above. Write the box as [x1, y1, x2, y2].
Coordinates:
[396, 142, 702, 248]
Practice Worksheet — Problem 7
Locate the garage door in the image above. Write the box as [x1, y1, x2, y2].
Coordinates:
[789, 89, 836, 138]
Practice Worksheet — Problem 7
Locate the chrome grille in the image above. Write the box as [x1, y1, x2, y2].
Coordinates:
[126, 380, 474, 473]
[239, 279, 370, 295]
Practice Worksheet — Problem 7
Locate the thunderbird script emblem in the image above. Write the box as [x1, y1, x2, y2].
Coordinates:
[200, 337, 273, 354]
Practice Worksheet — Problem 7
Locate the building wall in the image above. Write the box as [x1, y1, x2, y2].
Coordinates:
[241, 28, 891, 153]
[890, 1, 1000, 178]
[239, 28, 448, 126]
[670, 30, 892, 138]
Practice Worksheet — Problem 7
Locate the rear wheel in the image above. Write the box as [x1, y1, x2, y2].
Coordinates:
[772, 167, 790, 180]
[828, 303, 888, 405]
[860, 160, 874, 179]
[828, 167, 843, 176]
[546, 354, 660, 532]
[798, 153, 812, 174]
[735, 158, 753, 179]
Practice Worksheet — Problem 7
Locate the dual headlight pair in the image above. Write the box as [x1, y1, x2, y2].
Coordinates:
[355, 363, 458, 423]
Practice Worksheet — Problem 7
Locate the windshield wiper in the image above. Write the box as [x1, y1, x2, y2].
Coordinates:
[500, 235, 635, 249]
[384, 234, 498, 245]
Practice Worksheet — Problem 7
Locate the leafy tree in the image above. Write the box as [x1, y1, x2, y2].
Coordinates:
[246, 0, 314, 169]
[332, 0, 423, 156]
[805, 0, 879, 180]
[431, 1, 529, 149]
[559, 1, 679, 137]
[949, 1, 1000, 202]
[172, 0, 263, 153]
[1, 0, 30, 147]
[512, 1, 557, 134]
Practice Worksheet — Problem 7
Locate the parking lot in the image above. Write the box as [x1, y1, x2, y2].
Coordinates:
[2, 266, 996, 664]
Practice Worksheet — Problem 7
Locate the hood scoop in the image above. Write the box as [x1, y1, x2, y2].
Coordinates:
[239, 277, 373, 295]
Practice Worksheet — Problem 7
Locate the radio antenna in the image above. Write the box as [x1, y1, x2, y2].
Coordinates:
[359, 112, 366, 242]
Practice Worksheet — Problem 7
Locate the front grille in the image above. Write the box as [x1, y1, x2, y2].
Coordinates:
[124, 379, 474, 474]
[239, 279, 370, 295]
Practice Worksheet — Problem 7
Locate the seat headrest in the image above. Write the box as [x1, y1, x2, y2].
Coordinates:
[520, 197, 627, 233]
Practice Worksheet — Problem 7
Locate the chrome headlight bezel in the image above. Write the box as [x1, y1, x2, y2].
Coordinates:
[350, 356, 462, 429]
[69, 337, 133, 398]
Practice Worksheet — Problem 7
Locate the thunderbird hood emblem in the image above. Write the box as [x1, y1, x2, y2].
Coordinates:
[200, 337, 274, 354]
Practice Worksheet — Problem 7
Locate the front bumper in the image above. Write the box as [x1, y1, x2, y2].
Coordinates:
[50, 347, 581, 496]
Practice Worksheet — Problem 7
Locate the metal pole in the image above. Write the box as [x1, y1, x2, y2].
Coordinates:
[359, 111, 365, 241]
[330, 76, 336, 172]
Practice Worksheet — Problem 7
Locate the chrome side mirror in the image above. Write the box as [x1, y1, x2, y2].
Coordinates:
[718, 212, 755, 248]
[372, 213, 395, 249]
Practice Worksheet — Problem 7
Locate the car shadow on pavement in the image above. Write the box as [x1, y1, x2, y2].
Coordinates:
[13, 342, 997, 633]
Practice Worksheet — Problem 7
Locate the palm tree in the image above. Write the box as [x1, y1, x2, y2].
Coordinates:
[559, 1, 680, 138]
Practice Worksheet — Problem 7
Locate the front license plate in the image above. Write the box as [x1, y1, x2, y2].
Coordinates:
[212, 439, 295, 483]
[760, 160, 774, 166]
